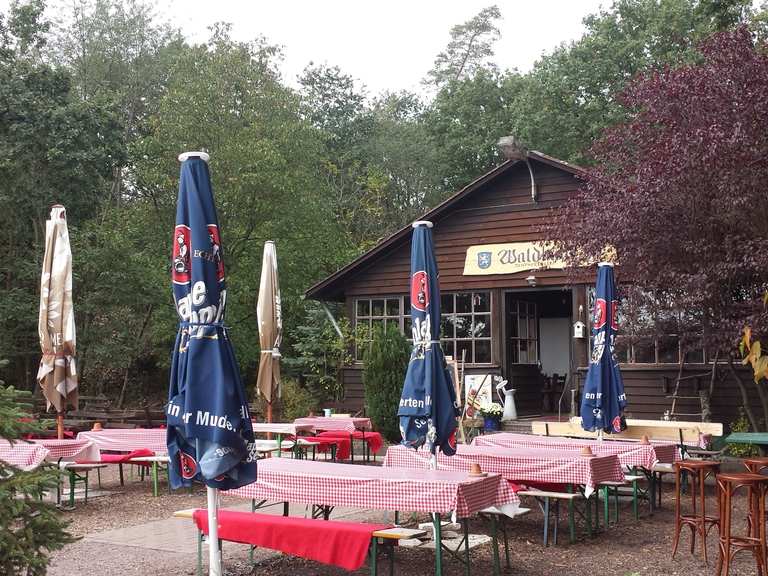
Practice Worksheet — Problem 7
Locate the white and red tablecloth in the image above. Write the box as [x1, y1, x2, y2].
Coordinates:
[472, 432, 679, 470]
[293, 417, 372, 433]
[226, 457, 518, 518]
[29, 438, 100, 462]
[251, 422, 315, 436]
[0, 440, 50, 471]
[77, 428, 167, 454]
[384, 444, 625, 497]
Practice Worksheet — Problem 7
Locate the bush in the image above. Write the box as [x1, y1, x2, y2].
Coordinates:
[727, 411, 760, 458]
[363, 323, 410, 443]
[277, 378, 318, 421]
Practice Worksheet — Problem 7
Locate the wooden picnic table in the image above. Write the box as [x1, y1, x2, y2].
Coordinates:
[226, 457, 518, 576]
[472, 432, 679, 470]
[725, 432, 768, 455]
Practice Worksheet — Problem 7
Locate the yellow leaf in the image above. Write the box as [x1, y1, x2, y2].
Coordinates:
[754, 341, 762, 359]
[754, 356, 768, 384]
[744, 326, 752, 347]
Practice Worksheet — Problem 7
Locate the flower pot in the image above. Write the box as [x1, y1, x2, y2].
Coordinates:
[483, 416, 500, 431]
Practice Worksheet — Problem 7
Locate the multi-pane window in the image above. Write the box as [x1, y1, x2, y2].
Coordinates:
[507, 300, 538, 364]
[588, 286, 707, 365]
[354, 297, 402, 361]
[353, 291, 492, 364]
[440, 292, 492, 364]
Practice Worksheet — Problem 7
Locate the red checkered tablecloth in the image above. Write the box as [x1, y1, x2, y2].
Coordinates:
[29, 438, 100, 462]
[77, 429, 168, 454]
[226, 457, 518, 518]
[293, 417, 372, 433]
[384, 444, 624, 496]
[472, 432, 679, 469]
[0, 440, 50, 470]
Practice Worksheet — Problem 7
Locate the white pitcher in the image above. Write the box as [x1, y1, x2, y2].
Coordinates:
[496, 380, 518, 421]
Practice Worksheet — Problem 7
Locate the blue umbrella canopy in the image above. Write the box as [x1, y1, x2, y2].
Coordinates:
[581, 262, 627, 433]
[398, 221, 459, 456]
[166, 153, 257, 490]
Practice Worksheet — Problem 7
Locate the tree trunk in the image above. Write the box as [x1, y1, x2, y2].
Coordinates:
[117, 366, 130, 409]
[728, 356, 760, 431]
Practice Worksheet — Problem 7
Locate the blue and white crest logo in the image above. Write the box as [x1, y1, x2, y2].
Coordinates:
[477, 251, 492, 269]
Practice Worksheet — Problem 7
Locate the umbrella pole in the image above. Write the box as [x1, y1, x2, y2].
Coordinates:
[57, 412, 64, 440]
[207, 486, 222, 576]
[266, 401, 273, 424]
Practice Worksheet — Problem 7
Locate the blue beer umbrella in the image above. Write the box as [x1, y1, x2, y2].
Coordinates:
[398, 221, 459, 458]
[581, 262, 627, 433]
[166, 152, 257, 576]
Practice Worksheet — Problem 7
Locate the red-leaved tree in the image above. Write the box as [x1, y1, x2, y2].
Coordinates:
[550, 27, 768, 428]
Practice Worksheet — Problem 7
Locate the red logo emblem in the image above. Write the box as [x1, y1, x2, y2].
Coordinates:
[612, 416, 623, 433]
[207, 225, 225, 281]
[411, 271, 429, 312]
[179, 451, 197, 480]
[172, 225, 191, 284]
[593, 298, 607, 330]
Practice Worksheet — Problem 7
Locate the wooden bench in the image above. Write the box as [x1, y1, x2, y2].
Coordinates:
[517, 489, 583, 545]
[598, 474, 646, 523]
[479, 507, 531, 568]
[174, 508, 422, 576]
[54, 461, 107, 508]
[532, 418, 723, 446]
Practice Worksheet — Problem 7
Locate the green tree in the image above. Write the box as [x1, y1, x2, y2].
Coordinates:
[0, 369, 76, 575]
[0, 1, 124, 387]
[363, 323, 410, 443]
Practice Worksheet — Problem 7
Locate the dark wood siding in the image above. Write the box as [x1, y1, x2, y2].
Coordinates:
[342, 162, 579, 297]
[576, 365, 758, 428]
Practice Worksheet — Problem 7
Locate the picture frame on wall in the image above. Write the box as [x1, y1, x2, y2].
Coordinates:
[463, 374, 493, 418]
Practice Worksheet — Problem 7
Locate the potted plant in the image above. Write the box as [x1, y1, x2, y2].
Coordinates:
[479, 402, 503, 431]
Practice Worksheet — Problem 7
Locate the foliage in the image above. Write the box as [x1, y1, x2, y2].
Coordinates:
[426, 5, 501, 88]
[286, 304, 355, 403]
[0, 370, 76, 575]
[362, 323, 410, 443]
[276, 378, 317, 422]
[726, 411, 759, 458]
[742, 326, 768, 384]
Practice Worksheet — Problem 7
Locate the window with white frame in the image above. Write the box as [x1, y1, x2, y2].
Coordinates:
[507, 300, 538, 364]
[354, 297, 403, 361]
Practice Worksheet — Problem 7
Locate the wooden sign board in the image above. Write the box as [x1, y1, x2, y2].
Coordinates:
[532, 418, 723, 444]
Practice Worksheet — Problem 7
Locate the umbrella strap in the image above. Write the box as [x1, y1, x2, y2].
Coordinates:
[178, 321, 228, 329]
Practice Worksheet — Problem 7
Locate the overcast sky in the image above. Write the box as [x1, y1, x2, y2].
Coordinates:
[159, 0, 607, 95]
[1, 0, 608, 94]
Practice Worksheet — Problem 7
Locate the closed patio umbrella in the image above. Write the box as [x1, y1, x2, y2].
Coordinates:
[398, 221, 459, 462]
[166, 152, 257, 576]
[581, 262, 627, 434]
[256, 241, 282, 422]
[37, 205, 78, 439]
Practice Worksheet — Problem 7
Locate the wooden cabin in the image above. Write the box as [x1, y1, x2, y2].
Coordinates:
[306, 151, 756, 427]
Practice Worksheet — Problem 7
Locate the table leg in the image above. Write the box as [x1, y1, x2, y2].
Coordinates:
[462, 518, 470, 576]
[152, 462, 159, 497]
[433, 513, 442, 576]
[276, 433, 283, 458]
[567, 484, 576, 544]
[490, 512, 500, 576]
[370, 536, 378, 576]
[350, 433, 354, 462]
[69, 469, 76, 507]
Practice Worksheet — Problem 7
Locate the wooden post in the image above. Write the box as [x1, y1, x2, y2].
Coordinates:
[57, 412, 64, 440]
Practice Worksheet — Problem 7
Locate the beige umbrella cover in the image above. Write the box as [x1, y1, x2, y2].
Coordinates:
[256, 241, 282, 414]
[37, 205, 78, 416]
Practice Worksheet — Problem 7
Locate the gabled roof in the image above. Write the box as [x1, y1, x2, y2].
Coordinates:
[305, 151, 584, 301]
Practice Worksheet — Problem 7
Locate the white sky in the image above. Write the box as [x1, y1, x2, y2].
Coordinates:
[0, 0, 608, 94]
[160, 0, 607, 95]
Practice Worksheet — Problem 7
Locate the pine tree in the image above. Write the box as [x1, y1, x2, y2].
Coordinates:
[0, 366, 76, 576]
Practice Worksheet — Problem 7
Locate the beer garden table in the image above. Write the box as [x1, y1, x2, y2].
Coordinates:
[384, 444, 624, 497]
[77, 428, 168, 454]
[293, 416, 373, 461]
[472, 432, 679, 470]
[0, 440, 51, 471]
[226, 457, 519, 576]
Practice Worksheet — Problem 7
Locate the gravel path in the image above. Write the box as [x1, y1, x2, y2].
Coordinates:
[46, 464, 761, 576]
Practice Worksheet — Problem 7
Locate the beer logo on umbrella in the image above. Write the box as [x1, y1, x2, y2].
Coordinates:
[172, 225, 191, 284]
[411, 270, 430, 312]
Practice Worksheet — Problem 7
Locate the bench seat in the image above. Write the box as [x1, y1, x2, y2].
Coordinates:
[176, 508, 392, 572]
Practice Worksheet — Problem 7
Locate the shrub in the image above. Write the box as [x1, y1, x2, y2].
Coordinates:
[363, 323, 410, 443]
[727, 411, 759, 458]
[277, 378, 318, 422]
